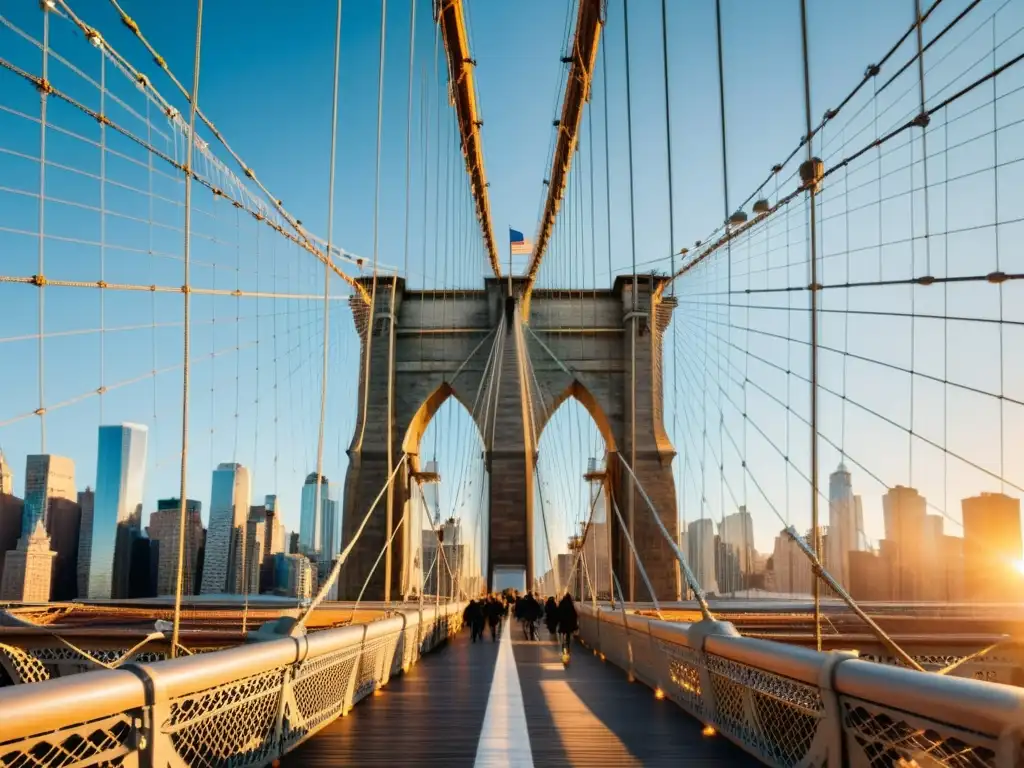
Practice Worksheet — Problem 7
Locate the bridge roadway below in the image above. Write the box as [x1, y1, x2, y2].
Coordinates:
[283, 618, 759, 766]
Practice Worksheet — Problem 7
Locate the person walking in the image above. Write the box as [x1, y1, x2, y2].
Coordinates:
[464, 599, 485, 643]
[485, 595, 503, 642]
[543, 596, 559, 639]
[521, 592, 542, 641]
[557, 593, 578, 659]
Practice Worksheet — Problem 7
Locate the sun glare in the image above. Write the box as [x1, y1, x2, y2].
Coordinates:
[1013, 560, 1024, 577]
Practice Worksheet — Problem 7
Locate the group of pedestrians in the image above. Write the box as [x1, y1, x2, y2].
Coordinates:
[461, 590, 578, 658]
[544, 594, 579, 656]
[462, 594, 507, 643]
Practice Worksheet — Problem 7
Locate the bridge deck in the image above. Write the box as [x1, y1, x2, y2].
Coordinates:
[284, 619, 759, 766]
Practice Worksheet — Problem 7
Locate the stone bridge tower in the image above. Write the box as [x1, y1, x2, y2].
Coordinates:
[339, 274, 680, 603]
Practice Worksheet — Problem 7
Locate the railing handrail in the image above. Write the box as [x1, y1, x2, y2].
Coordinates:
[0, 602, 459, 746]
[0, 667, 147, 741]
[579, 602, 1024, 741]
[834, 656, 1024, 736]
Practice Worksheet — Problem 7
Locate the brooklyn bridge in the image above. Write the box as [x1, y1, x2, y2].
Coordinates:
[0, 0, 1022, 765]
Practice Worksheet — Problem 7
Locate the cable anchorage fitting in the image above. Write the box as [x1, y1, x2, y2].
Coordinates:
[119, 14, 140, 35]
[912, 113, 930, 128]
[799, 157, 824, 192]
[31, 274, 47, 287]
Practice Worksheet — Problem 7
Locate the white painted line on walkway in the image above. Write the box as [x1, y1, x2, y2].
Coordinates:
[474, 619, 534, 768]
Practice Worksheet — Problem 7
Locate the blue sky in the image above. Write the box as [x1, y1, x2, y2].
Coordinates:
[1, 0, 1022, 583]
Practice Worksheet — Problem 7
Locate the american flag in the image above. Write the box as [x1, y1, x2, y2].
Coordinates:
[509, 227, 533, 255]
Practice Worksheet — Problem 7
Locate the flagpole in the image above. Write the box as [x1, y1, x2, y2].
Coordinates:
[507, 225, 512, 295]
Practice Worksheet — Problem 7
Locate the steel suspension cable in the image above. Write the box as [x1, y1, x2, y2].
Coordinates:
[602, 44, 612, 283]
[35, 8, 50, 453]
[622, 0, 639, 603]
[311, 0, 343, 613]
[404, 0, 416, 278]
[171, 0, 204, 659]
[797, 0, 823, 653]
[355, 0, 388, 453]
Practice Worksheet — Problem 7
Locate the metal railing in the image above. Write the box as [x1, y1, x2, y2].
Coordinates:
[578, 605, 1024, 767]
[0, 603, 464, 767]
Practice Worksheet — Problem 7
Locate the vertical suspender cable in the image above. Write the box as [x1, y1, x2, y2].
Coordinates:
[37, 8, 50, 454]
[659, 0, 679, 599]
[602, 45, 612, 283]
[798, 0, 822, 653]
[600, 38, 614, 601]
[661, 0, 676, 283]
[172, 0, 204, 658]
[714, 0, 731, 599]
[715, 0, 730, 286]
[398, 0, 416, 601]
[99, 52, 106, 425]
[356, 0, 388, 454]
[313, 0, 344, 607]
[404, 0, 417, 279]
[622, 0, 638, 602]
[384, 270, 398, 602]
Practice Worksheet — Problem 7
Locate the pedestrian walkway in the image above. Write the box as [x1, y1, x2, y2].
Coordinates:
[284, 617, 760, 766]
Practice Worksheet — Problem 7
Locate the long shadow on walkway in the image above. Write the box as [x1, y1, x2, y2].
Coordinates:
[283, 627, 499, 767]
[512, 636, 762, 766]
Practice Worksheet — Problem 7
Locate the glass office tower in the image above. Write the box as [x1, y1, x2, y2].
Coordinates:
[21, 454, 76, 536]
[87, 424, 148, 599]
[299, 473, 340, 561]
[201, 463, 251, 594]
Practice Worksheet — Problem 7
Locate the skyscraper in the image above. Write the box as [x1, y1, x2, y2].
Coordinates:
[250, 497, 286, 593]
[76, 488, 94, 598]
[881, 485, 928, 601]
[719, 507, 755, 592]
[254, 496, 286, 558]
[0, 520, 56, 602]
[201, 463, 251, 594]
[22, 454, 75, 536]
[88, 425, 148, 599]
[961, 492, 1023, 602]
[147, 498, 204, 597]
[299, 473, 340, 568]
[0, 455, 22, 584]
[684, 518, 719, 595]
[826, 462, 864, 588]
[245, 515, 267, 595]
[436, 518, 465, 598]
[47, 499, 81, 600]
[0, 450, 12, 496]
[769, 530, 813, 595]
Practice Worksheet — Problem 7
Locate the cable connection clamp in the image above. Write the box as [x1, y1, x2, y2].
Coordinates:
[799, 157, 824, 190]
